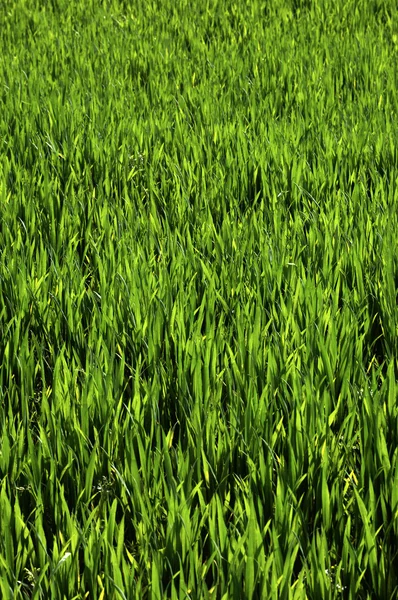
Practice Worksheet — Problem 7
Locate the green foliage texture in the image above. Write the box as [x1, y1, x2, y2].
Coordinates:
[1, 0, 398, 598]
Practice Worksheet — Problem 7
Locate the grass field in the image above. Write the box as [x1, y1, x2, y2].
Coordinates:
[1, 0, 398, 598]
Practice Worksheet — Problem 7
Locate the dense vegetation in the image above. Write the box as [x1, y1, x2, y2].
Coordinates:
[1, 0, 398, 597]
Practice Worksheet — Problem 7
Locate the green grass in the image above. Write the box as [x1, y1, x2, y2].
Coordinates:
[1, 0, 398, 597]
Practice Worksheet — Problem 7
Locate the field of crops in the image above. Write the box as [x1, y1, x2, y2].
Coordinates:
[1, 0, 398, 598]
